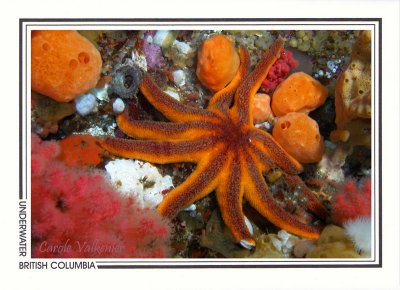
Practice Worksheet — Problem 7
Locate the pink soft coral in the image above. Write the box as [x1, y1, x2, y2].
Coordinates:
[260, 48, 298, 93]
[331, 178, 371, 225]
[31, 134, 171, 258]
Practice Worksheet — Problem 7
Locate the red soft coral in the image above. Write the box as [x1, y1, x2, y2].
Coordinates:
[331, 178, 372, 225]
[260, 48, 298, 94]
[31, 134, 171, 258]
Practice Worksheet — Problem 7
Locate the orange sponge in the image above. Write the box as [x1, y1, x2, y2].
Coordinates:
[58, 134, 104, 168]
[196, 34, 240, 92]
[271, 72, 328, 117]
[252, 93, 274, 124]
[31, 30, 102, 102]
[272, 112, 324, 164]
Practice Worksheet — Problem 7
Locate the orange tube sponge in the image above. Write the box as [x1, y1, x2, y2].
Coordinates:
[196, 34, 240, 91]
[271, 72, 328, 117]
[272, 112, 324, 164]
[31, 30, 102, 102]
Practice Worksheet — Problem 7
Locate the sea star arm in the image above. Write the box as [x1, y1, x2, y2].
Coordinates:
[232, 37, 284, 125]
[249, 128, 303, 175]
[158, 148, 227, 218]
[140, 74, 219, 122]
[214, 152, 255, 248]
[207, 46, 250, 112]
[243, 151, 323, 240]
[282, 173, 328, 219]
[100, 136, 218, 164]
[116, 109, 216, 141]
[248, 131, 327, 225]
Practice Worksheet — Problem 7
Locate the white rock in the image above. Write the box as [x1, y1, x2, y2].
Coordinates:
[183, 204, 197, 211]
[164, 88, 181, 101]
[112, 98, 125, 114]
[173, 40, 192, 55]
[91, 84, 109, 102]
[317, 144, 349, 183]
[145, 35, 153, 43]
[75, 93, 97, 116]
[271, 237, 283, 251]
[131, 50, 148, 72]
[172, 69, 186, 87]
[153, 30, 175, 48]
[276, 230, 299, 256]
[105, 159, 174, 208]
[277, 230, 291, 244]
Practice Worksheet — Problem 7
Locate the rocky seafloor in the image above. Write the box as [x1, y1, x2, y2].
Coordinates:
[30, 29, 372, 259]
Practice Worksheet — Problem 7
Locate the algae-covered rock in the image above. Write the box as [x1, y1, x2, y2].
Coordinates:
[200, 209, 244, 257]
[200, 210, 299, 258]
[31, 92, 75, 137]
[306, 225, 367, 258]
[240, 231, 299, 258]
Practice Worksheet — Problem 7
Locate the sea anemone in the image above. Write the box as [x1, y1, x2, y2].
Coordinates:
[343, 216, 371, 254]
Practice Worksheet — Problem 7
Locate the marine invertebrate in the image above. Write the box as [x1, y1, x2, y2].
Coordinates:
[201, 209, 299, 258]
[331, 178, 371, 225]
[196, 34, 240, 91]
[75, 93, 97, 116]
[288, 30, 313, 52]
[142, 38, 166, 69]
[58, 134, 104, 168]
[320, 158, 372, 256]
[108, 62, 142, 99]
[112, 98, 125, 114]
[272, 112, 324, 164]
[101, 37, 328, 248]
[105, 158, 173, 208]
[334, 30, 371, 129]
[31, 134, 171, 258]
[260, 48, 298, 93]
[271, 72, 328, 117]
[343, 216, 371, 254]
[305, 225, 366, 258]
[331, 31, 371, 145]
[31, 30, 102, 102]
[252, 93, 273, 124]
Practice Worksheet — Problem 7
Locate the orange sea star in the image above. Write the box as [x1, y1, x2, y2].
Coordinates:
[101, 37, 327, 248]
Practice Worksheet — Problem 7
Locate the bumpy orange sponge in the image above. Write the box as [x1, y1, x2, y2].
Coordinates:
[272, 112, 324, 164]
[31, 30, 102, 102]
[58, 134, 104, 168]
[196, 34, 240, 92]
[252, 93, 274, 124]
[271, 72, 328, 117]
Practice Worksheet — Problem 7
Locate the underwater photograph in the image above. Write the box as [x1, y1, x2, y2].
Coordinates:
[29, 28, 374, 259]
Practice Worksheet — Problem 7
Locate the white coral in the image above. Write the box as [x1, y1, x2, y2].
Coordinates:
[105, 159, 173, 208]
